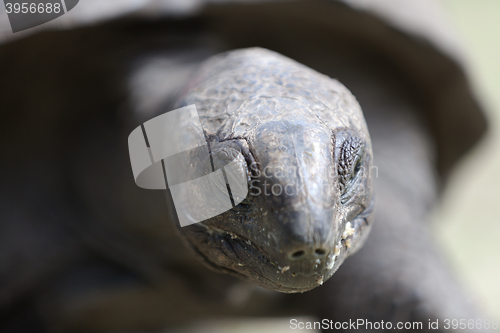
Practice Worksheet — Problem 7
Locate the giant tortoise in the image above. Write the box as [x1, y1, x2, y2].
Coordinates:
[0, 0, 489, 332]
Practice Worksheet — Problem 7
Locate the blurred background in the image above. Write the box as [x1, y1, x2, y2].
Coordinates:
[433, 0, 500, 324]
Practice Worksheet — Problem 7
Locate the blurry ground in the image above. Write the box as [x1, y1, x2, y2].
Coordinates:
[171, 1, 500, 332]
[432, 0, 500, 323]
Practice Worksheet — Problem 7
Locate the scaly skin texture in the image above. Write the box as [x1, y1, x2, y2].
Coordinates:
[172, 48, 375, 293]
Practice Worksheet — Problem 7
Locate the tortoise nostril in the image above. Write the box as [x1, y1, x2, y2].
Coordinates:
[291, 250, 305, 259]
[315, 248, 326, 256]
[288, 248, 328, 260]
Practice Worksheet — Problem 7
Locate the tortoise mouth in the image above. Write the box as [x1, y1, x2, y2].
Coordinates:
[227, 230, 372, 293]
[180, 196, 375, 293]
[188, 224, 349, 293]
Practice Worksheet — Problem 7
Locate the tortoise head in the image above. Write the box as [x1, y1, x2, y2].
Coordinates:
[170, 48, 375, 293]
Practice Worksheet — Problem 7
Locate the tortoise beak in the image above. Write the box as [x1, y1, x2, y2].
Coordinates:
[244, 117, 345, 290]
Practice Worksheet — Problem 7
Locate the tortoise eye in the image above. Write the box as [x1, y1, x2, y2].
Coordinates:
[353, 157, 362, 175]
[338, 136, 363, 195]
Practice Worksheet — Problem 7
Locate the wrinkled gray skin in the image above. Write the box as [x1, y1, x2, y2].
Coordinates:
[174, 48, 374, 293]
[0, 3, 487, 333]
